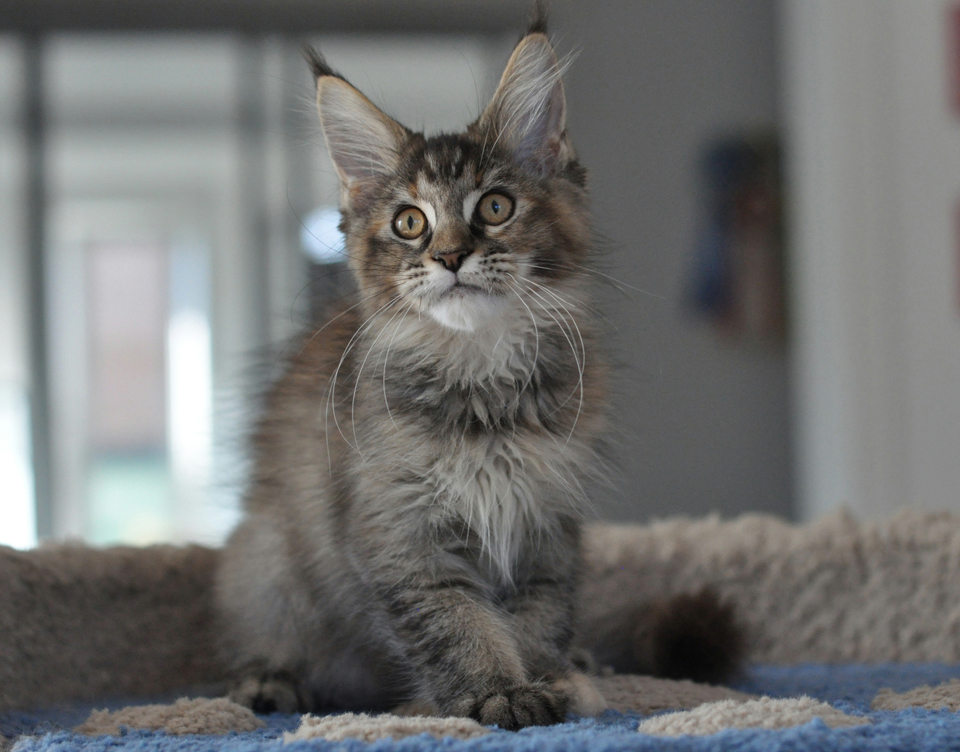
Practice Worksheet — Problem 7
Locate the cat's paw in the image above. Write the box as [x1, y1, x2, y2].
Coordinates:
[452, 682, 568, 730]
[228, 673, 304, 714]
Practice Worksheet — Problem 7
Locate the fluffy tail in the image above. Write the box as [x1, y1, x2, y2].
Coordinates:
[581, 588, 744, 685]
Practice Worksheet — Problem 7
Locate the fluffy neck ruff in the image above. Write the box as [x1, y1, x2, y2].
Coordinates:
[354, 291, 589, 583]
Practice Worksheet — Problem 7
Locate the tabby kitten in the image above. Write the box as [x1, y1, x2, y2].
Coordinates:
[215, 14, 609, 729]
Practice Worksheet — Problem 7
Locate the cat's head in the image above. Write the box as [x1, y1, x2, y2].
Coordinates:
[309, 16, 589, 337]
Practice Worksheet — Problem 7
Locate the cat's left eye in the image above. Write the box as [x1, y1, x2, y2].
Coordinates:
[476, 192, 514, 226]
[393, 207, 428, 239]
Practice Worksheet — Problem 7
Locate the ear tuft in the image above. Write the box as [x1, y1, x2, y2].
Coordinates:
[302, 45, 340, 82]
[525, 0, 548, 36]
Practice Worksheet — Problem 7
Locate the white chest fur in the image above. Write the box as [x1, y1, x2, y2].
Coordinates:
[431, 433, 578, 585]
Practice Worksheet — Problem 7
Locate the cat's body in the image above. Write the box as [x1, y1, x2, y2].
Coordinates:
[216, 11, 739, 730]
[217, 14, 608, 729]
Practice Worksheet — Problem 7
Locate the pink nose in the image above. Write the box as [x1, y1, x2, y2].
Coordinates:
[434, 250, 469, 273]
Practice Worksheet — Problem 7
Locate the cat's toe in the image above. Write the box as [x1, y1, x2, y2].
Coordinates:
[468, 683, 568, 730]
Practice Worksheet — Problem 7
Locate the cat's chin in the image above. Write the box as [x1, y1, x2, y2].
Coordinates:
[426, 292, 504, 332]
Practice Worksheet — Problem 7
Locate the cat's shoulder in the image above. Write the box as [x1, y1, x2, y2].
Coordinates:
[269, 303, 361, 405]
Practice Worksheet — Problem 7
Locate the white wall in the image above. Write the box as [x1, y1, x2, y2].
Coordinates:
[783, 0, 960, 519]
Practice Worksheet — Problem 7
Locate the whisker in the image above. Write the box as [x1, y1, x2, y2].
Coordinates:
[380, 300, 413, 432]
[513, 277, 586, 449]
[507, 279, 540, 397]
[297, 280, 398, 356]
[520, 284, 584, 414]
[528, 259, 665, 299]
[349, 297, 405, 457]
[324, 294, 403, 465]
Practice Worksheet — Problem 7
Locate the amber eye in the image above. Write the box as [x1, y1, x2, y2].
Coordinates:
[476, 192, 515, 226]
[393, 206, 428, 239]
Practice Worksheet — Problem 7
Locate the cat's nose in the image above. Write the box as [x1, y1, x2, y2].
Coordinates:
[433, 249, 470, 273]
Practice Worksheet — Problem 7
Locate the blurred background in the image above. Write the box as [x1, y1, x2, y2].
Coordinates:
[0, 0, 958, 549]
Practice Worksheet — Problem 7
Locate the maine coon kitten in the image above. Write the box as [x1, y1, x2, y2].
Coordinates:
[216, 14, 608, 730]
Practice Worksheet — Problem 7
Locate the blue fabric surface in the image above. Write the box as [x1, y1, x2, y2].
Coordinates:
[6, 664, 960, 751]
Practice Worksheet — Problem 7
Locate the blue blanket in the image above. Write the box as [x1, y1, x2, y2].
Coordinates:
[6, 664, 960, 751]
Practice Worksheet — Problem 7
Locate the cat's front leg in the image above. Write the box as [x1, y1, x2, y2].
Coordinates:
[369, 553, 570, 729]
[504, 578, 608, 712]
[503, 519, 580, 682]
[504, 539, 607, 716]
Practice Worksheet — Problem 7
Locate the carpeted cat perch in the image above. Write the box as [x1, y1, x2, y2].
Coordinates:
[5, 510, 960, 751]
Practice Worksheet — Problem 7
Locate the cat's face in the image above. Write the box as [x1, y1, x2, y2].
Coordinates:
[312, 32, 589, 335]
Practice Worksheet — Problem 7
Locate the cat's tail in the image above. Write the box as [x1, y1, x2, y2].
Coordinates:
[579, 588, 745, 685]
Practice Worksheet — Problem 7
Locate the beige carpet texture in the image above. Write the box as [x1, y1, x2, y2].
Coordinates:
[4, 510, 960, 711]
[75, 698, 264, 736]
[283, 713, 490, 743]
[67, 689, 861, 742]
[635, 696, 869, 737]
[68, 675, 755, 738]
[871, 679, 960, 711]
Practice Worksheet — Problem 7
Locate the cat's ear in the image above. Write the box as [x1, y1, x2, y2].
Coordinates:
[314, 72, 408, 207]
[479, 32, 571, 176]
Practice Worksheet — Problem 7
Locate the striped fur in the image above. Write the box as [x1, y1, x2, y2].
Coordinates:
[216, 24, 608, 730]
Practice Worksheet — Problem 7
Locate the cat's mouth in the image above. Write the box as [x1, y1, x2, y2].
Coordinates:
[426, 279, 505, 331]
[445, 281, 484, 296]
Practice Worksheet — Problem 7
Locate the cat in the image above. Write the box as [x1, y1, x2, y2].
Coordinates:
[215, 7, 739, 731]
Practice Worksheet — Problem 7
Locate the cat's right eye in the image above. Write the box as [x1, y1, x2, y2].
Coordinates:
[393, 207, 428, 239]
[476, 192, 514, 226]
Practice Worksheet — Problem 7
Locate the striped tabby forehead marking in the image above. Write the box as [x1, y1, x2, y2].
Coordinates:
[418, 138, 470, 182]
[399, 136, 514, 208]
